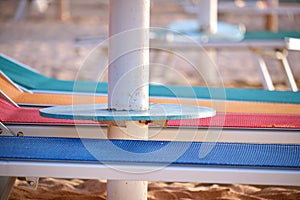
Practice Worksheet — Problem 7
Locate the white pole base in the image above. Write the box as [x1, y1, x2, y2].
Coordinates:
[107, 180, 148, 200]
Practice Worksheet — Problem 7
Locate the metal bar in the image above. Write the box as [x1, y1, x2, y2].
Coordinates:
[286, 37, 300, 51]
[14, 0, 29, 21]
[197, 0, 218, 33]
[0, 90, 20, 108]
[265, 0, 279, 32]
[74, 36, 286, 50]
[254, 53, 275, 91]
[0, 176, 16, 200]
[0, 161, 299, 186]
[183, 1, 300, 15]
[58, 0, 71, 21]
[0, 122, 16, 136]
[277, 50, 298, 92]
[0, 71, 24, 94]
[4, 124, 300, 144]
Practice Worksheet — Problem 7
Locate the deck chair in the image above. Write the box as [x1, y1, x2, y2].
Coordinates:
[0, 54, 300, 103]
[14, 0, 71, 21]
[178, 0, 300, 31]
[0, 54, 108, 94]
[152, 30, 300, 92]
[244, 32, 300, 91]
[0, 71, 107, 106]
[73, 30, 300, 91]
[1, 71, 300, 114]
[1, 89, 300, 199]
[1, 92, 299, 133]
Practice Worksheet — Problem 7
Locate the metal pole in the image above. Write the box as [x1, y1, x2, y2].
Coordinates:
[255, 53, 275, 91]
[197, 0, 218, 33]
[14, 0, 29, 21]
[58, 0, 71, 21]
[265, 0, 279, 32]
[197, 0, 219, 85]
[0, 176, 16, 200]
[107, 0, 149, 199]
[277, 50, 298, 92]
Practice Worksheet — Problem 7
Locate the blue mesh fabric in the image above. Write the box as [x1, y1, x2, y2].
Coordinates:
[0, 136, 299, 169]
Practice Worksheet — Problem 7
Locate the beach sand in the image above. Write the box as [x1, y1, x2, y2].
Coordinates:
[1, 0, 300, 199]
[9, 179, 300, 200]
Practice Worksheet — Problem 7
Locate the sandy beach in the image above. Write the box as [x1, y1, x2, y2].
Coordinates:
[9, 178, 300, 200]
[1, 0, 300, 199]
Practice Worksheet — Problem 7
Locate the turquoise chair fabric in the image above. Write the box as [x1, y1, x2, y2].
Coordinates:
[1, 34, 300, 106]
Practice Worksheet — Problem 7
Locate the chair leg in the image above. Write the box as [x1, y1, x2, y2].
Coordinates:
[0, 177, 16, 200]
[277, 50, 298, 92]
[58, 0, 71, 21]
[265, 13, 278, 32]
[265, 0, 279, 32]
[254, 53, 275, 91]
[14, 0, 30, 21]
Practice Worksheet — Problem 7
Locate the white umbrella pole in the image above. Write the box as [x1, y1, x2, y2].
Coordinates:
[107, 0, 150, 199]
[197, 0, 218, 33]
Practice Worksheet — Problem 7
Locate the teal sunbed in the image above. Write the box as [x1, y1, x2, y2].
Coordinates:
[244, 31, 300, 40]
[0, 54, 299, 104]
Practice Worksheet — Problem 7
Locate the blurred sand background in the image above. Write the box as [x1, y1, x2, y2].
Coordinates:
[1, 0, 300, 88]
[0, 0, 300, 199]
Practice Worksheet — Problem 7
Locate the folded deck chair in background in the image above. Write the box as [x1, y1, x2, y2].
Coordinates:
[14, 0, 71, 21]
[179, 0, 300, 31]
[1, 90, 300, 199]
[73, 31, 300, 91]
[152, 30, 300, 92]
[244, 32, 300, 91]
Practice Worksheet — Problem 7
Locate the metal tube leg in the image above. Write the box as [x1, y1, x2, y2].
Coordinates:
[14, 0, 29, 21]
[277, 50, 298, 92]
[0, 177, 16, 200]
[58, 0, 71, 21]
[255, 53, 275, 91]
[197, 0, 218, 33]
[265, 0, 279, 32]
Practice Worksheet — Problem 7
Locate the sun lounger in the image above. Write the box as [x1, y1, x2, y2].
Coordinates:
[0, 92, 298, 142]
[4, 1, 299, 199]
[73, 30, 300, 91]
[0, 55, 300, 198]
[1, 72, 300, 114]
[0, 71, 107, 106]
[0, 91, 299, 149]
[0, 54, 108, 94]
[152, 30, 300, 91]
[181, 0, 300, 15]
[179, 0, 300, 31]
[0, 91, 300, 199]
[0, 54, 300, 103]
[14, 0, 71, 21]
[0, 136, 299, 182]
[1, 93, 299, 129]
[3, 33, 300, 92]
